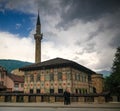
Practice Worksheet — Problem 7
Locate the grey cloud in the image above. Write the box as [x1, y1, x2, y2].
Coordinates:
[43, 32, 58, 41]
[109, 34, 120, 48]
[73, 56, 88, 66]
[83, 42, 96, 53]
[75, 41, 96, 54]
[57, 0, 120, 28]
[87, 24, 106, 41]
[4, 0, 61, 15]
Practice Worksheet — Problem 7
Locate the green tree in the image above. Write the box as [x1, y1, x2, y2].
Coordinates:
[110, 47, 120, 95]
[104, 47, 120, 96]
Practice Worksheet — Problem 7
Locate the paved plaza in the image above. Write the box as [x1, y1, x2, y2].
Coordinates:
[0, 107, 120, 111]
[0, 102, 120, 110]
[0, 102, 120, 108]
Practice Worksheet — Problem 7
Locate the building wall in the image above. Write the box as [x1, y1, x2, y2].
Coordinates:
[0, 66, 24, 92]
[24, 67, 93, 94]
[0, 66, 7, 91]
[6, 76, 14, 91]
[91, 74, 104, 93]
[71, 68, 90, 94]
[11, 69, 24, 76]
[6, 76, 24, 92]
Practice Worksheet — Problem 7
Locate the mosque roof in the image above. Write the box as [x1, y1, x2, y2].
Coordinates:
[19, 57, 96, 74]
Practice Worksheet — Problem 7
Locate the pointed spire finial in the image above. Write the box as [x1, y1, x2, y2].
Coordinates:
[37, 10, 40, 25]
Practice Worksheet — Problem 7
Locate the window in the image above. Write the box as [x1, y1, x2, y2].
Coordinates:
[81, 75, 83, 82]
[37, 74, 41, 82]
[58, 72, 62, 80]
[36, 89, 40, 93]
[79, 89, 81, 94]
[14, 83, 19, 91]
[58, 89, 63, 93]
[14, 83, 19, 88]
[21, 83, 24, 87]
[75, 73, 80, 81]
[88, 75, 91, 82]
[77, 73, 80, 81]
[45, 74, 50, 81]
[85, 89, 87, 94]
[50, 89, 54, 94]
[75, 74, 77, 80]
[67, 72, 71, 80]
[30, 89, 33, 94]
[83, 75, 86, 82]
[50, 73, 54, 81]
[82, 88, 87, 94]
[76, 89, 78, 94]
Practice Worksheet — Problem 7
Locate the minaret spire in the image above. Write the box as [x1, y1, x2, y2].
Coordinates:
[34, 11, 43, 63]
[37, 11, 40, 25]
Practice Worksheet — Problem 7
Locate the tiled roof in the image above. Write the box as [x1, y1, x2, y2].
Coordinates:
[8, 74, 24, 83]
[19, 57, 96, 74]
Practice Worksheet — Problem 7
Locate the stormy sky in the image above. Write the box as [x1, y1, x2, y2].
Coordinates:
[0, 0, 120, 72]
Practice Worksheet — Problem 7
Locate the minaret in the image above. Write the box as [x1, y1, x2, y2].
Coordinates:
[34, 13, 43, 63]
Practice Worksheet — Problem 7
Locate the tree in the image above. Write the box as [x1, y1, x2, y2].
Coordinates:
[111, 47, 120, 95]
[112, 47, 120, 78]
[104, 47, 120, 96]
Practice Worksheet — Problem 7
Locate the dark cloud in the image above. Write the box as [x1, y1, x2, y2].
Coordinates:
[57, 0, 120, 28]
[35, 0, 61, 16]
[109, 34, 120, 48]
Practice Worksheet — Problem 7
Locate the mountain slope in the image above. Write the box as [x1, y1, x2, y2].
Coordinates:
[0, 59, 32, 72]
[97, 70, 111, 77]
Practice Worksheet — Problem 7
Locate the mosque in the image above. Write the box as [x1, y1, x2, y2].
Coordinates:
[19, 13, 104, 95]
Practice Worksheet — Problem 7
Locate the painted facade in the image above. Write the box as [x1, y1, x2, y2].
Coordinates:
[20, 58, 103, 94]
[24, 67, 93, 94]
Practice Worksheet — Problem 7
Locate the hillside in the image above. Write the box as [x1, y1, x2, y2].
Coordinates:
[97, 70, 111, 77]
[0, 59, 32, 72]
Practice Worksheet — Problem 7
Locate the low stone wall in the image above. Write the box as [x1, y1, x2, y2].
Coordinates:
[0, 93, 109, 103]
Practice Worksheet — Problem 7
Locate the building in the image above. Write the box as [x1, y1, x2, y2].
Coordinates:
[0, 66, 7, 92]
[6, 74, 24, 92]
[19, 13, 104, 95]
[20, 57, 104, 94]
[11, 69, 24, 76]
[0, 65, 24, 92]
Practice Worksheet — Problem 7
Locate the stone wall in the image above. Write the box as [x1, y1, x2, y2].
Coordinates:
[0, 94, 107, 103]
